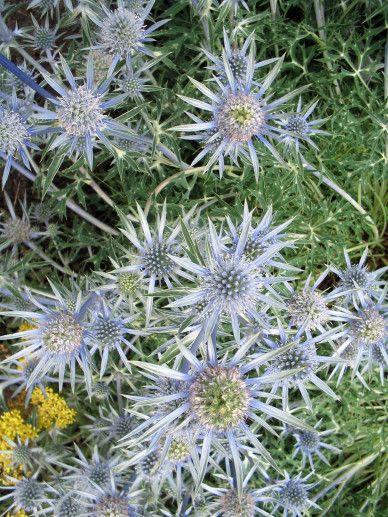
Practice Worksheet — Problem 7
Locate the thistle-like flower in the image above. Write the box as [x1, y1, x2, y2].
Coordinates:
[93, 0, 167, 70]
[285, 270, 345, 335]
[263, 324, 340, 410]
[0, 474, 48, 515]
[169, 209, 294, 342]
[333, 291, 387, 378]
[278, 97, 329, 153]
[289, 420, 341, 470]
[66, 445, 119, 493]
[34, 54, 144, 168]
[123, 336, 312, 479]
[0, 93, 38, 186]
[90, 297, 142, 376]
[116, 203, 192, 324]
[173, 46, 307, 178]
[330, 248, 388, 304]
[268, 472, 319, 517]
[203, 30, 278, 86]
[0, 192, 45, 256]
[0, 283, 96, 394]
[82, 482, 137, 517]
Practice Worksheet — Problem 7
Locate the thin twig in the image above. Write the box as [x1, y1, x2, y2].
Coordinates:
[1, 155, 119, 236]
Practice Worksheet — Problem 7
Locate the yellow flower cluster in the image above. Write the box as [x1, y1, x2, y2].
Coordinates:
[7, 511, 28, 517]
[0, 410, 38, 484]
[31, 387, 76, 430]
[18, 322, 37, 333]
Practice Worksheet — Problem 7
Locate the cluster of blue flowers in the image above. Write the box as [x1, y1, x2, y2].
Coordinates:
[1, 200, 386, 515]
[0, 0, 386, 516]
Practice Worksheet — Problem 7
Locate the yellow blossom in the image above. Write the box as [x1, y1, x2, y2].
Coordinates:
[18, 322, 37, 333]
[0, 410, 38, 484]
[31, 387, 76, 430]
[7, 511, 29, 517]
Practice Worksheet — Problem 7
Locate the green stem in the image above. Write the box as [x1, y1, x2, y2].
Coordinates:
[26, 241, 77, 277]
[308, 167, 380, 241]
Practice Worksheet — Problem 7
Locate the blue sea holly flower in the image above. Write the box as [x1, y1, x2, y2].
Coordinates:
[265, 472, 319, 517]
[0, 93, 39, 186]
[0, 474, 50, 515]
[284, 270, 347, 336]
[225, 203, 297, 265]
[123, 339, 312, 483]
[93, 0, 168, 71]
[203, 29, 278, 86]
[289, 420, 341, 471]
[66, 444, 121, 493]
[330, 248, 388, 304]
[169, 210, 295, 343]
[0, 282, 96, 393]
[0, 192, 46, 256]
[278, 96, 329, 153]
[115, 203, 194, 324]
[331, 290, 387, 377]
[173, 50, 308, 179]
[263, 324, 341, 410]
[90, 297, 143, 377]
[34, 54, 142, 168]
[81, 482, 138, 517]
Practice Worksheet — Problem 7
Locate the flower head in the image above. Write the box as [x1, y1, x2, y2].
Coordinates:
[264, 324, 340, 410]
[278, 97, 329, 153]
[174, 49, 307, 178]
[0, 94, 38, 185]
[94, 0, 167, 69]
[189, 365, 250, 431]
[123, 337, 312, 479]
[0, 283, 96, 394]
[331, 248, 387, 303]
[34, 55, 143, 168]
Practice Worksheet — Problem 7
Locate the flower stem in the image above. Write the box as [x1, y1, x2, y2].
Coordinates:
[25, 241, 77, 277]
[143, 166, 206, 216]
[1, 155, 119, 236]
[307, 166, 380, 241]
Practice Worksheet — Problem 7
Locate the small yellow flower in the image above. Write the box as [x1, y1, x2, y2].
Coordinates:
[7, 511, 29, 517]
[0, 410, 38, 485]
[31, 387, 76, 430]
[18, 322, 37, 333]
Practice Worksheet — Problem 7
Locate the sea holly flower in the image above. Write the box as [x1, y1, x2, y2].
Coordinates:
[90, 297, 143, 377]
[288, 420, 341, 470]
[200, 463, 275, 516]
[278, 97, 329, 153]
[168, 210, 295, 343]
[0, 282, 96, 394]
[225, 203, 296, 264]
[93, 0, 168, 71]
[330, 248, 388, 304]
[66, 444, 121, 493]
[284, 270, 346, 336]
[264, 472, 319, 517]
[263, 324, 341, 410]
[115, 203, 194, 324]
[81, 481, 139, 517]
[34, 54, 144, 169]
[0, 192, 44, 255]
[332, 290, 387, 378]
[173, 49, 308, 178]
[0, 93, 39, 186]
[0, 474, 49, 515]
[123, 337, 312, 485]
[203, 29, 278, 86]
